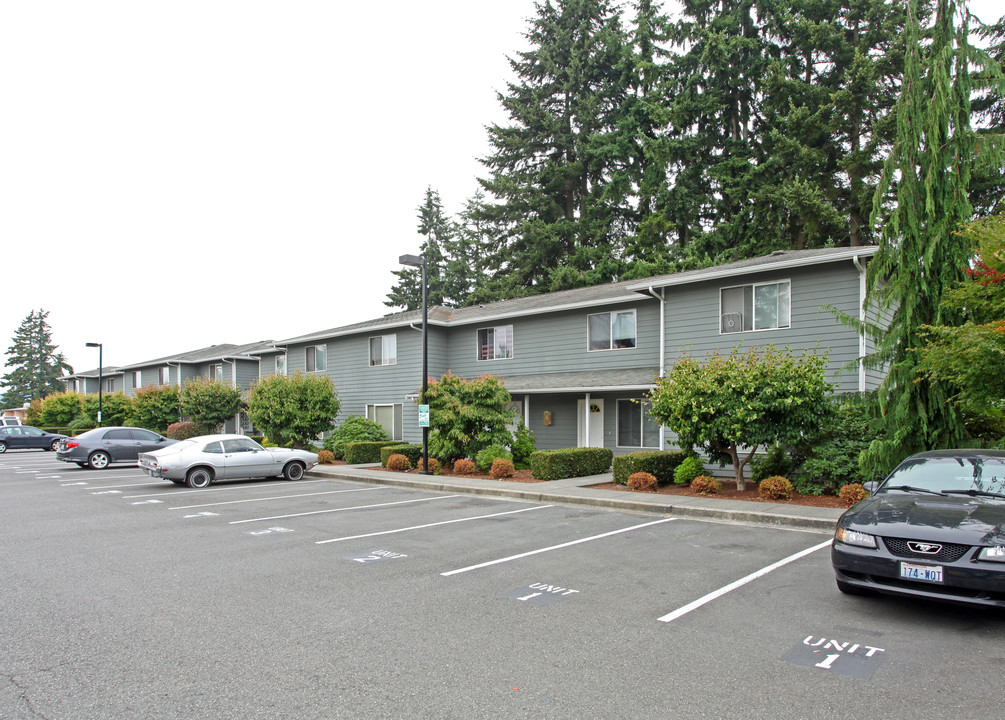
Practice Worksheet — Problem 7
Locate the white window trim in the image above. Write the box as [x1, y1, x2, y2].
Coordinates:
[719, 278, 792, 335]
[306, 344, 327, 373]
[476, 325, 514, 362]
[615, 398, 660, 449]
[369, 334, 397, 367]
[587, 309, 638, 352]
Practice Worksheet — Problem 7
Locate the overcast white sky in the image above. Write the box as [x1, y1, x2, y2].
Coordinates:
[1, 0, 1000, 381]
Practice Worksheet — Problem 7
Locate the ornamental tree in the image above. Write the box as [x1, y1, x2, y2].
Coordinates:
[424, 372, 513, 464]
[180, 377, 243, 433]
[127, 385, 181, 433]
[647, 346, 834, 490]
[247, 371, 340, 449]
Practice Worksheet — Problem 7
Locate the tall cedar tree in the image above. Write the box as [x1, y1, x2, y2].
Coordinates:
[862, 0, 1004, 473]
[970, 14, 1005, 216]
[386, 187, 454, 310]
[474, 0, 630, 296]
[1, 309, 73, 407]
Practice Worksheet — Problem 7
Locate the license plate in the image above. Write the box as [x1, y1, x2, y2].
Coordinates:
[900, 562, 943, 583]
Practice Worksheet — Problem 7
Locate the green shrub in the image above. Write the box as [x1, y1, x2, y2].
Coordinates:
[324, 416, 390, 459]
[246, 371, 340, 449]
[386, 453, 411, 471]
[758, 476, 794, 501]
[344, 441, 401, 464]
[379, 443, 415, 466]
[476, 444, 513, 472]
[789, 394, 877, 495]
[453, 458, 477, 475]
[674, 456, 707, 485]
[751, 444, 792, 483]
[613, 450, 687, 485]
[690, 475, 721, 495]
[39, 393, 83, 427]
[127, 385, 181, 433]
[839, 483, 870, 507]
[510, 420, 537, 468]
[166, 421, 205, 440]
[317, 449, 335, 464]
[627, 471, 658, 492]
[68, 415, 95, 433]
[490, 458, 515, 479]
[530, 448, 613, 481]
[419, 457, 442, 474]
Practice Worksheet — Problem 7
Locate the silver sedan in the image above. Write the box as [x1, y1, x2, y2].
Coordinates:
[138, 434, 318, 488]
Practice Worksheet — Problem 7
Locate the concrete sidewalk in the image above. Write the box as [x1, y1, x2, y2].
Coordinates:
[306, 463, 844, 533]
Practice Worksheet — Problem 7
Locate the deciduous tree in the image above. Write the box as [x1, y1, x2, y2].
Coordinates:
[647, 346, 833, 490]
[180, 378, 243, 433]
[424, 373, 514, 464]
[247, 372, 340, 449]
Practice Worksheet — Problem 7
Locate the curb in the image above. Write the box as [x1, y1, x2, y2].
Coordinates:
[307, 466, 842, 533]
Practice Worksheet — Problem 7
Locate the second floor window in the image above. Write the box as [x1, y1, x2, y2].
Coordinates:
[720, 280, 791, 333]
[275, 354, 287, 376]
[588, 310, 636, 351]
[477, 325, 513, 361]
[209, 363, 223, 381]
[306, 344, 327, 372]
[133, 371, 141, 389]
[370, 335, 397, 366]
[159, 367, 170, 385]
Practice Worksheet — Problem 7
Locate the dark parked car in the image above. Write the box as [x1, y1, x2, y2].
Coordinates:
[0, 425, 68, 453]
[832, 449, 1005, 608]
[56, 427, 176, 469]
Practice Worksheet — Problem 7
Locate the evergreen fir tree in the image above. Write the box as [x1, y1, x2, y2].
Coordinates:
[385, 187, 453, 311]
[474, 0, 631, 296]
[1, 309, 73, 407]
[862, 0, 1003, 472]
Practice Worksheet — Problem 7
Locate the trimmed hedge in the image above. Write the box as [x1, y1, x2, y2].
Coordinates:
[380, 443, 420, 466]
[530, 447, 613, 481]
[612, 450, 688, 486]
[344, 441, 405, 464]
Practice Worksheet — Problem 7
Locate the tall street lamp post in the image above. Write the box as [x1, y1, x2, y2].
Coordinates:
[85, 342, 103, 427]
[398, 253, 430, 475]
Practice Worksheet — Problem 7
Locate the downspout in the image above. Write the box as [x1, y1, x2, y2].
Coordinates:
[646, 286, 667, 448]
[584, 392, 591, 448]
[852, 255, 867, 392]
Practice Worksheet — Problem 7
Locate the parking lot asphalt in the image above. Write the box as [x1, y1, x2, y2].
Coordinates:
[308, 463, 846, 532]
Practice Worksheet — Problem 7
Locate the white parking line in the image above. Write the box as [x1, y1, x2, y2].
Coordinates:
[82, 482, 160, 489]
[123, 478, 328, 499]
[169, 486, 387, 510]
[229, 494, 463, 525]
[440, 517, 678, 576]
[316, 504, 554, 544]
[656, 539, 833, 623]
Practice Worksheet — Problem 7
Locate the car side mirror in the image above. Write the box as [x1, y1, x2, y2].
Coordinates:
[864, 481, 879, 494]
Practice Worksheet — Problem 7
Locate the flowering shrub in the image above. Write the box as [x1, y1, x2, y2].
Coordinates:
[627, 471, 658, 492]
[317, 449, 335, 465]
[839, 483, 870, 507]
[453, 459, 477, 475]
[490, 458, 515, 479]
[690, 475, 721, 495]
[758, 475, 794, 501]
[386, 453, 411, 471]
[419, 457, 442, 475]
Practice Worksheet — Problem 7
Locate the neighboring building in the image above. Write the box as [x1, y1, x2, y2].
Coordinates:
[62, 367, 124, 395]
[62, 247, 879, 454]
[263, 247, 878, 454]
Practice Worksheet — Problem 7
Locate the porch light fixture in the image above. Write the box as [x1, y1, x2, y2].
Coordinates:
[399, 253, 431, 475]
[85, 342, 103, 427]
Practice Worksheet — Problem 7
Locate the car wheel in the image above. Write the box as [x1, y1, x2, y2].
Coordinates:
[186, 467, 214, 489]
[836, 579, 875, 597]
[87, 451, 111, 470]
[283, 462, 305, 481]
[0, 441, 6, 453]
[49, 439, 60, 451]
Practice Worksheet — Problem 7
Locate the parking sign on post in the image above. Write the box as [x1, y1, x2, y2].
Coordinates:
[418, 404, 430, 428]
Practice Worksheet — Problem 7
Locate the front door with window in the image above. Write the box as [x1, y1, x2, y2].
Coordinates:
[577, 399, 604, 448]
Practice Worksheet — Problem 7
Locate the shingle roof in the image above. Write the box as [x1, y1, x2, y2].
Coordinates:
[275, 246, 877, 345]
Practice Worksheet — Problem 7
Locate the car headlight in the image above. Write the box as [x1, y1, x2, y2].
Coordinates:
[978, 546, 1005, 563]
[835, 527, 877, 549]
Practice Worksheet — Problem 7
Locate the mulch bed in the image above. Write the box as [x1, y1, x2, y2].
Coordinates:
[323, 460, 846, 507]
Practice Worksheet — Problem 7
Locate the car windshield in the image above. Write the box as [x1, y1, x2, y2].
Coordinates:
[881, 457, 1005, 496]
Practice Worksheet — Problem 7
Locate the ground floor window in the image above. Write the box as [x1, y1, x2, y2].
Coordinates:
[617, 399, 660, 448]
[367, 403, 403, 441]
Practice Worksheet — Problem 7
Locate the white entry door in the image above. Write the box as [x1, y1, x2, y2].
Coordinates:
[577, 399, 604, 448]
